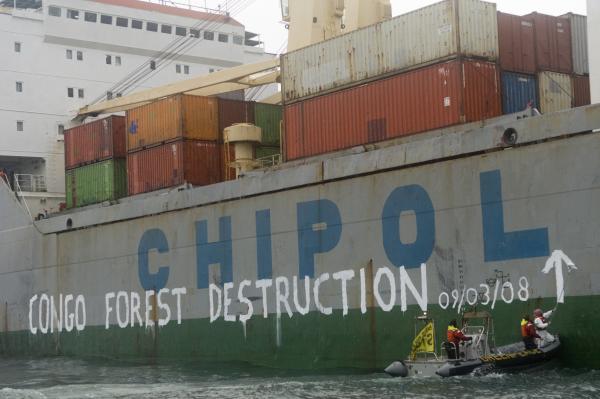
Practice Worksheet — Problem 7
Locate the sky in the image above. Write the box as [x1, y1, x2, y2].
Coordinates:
[180, 0, 588, 53]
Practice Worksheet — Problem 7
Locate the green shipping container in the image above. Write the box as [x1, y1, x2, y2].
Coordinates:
[254, 103, 282, 146]
[65, 159, 127, 208]
[255, 146, 280, 159]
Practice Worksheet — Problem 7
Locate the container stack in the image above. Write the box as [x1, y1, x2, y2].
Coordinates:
[126, 95, 258, 193]
[64, 116, 127, 208]
[498, 11, 589, 115]
[561, 13, 591, 107]
[282, 0, 502, 161]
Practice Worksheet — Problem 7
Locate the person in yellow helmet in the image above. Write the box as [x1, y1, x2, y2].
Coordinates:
[446, 319, 472, 359]
[521, 314, 540, 350]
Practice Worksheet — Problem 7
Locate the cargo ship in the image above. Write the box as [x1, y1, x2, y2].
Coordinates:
[1, 0, 599, 370]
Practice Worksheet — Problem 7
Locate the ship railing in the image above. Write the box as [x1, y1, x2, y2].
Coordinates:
[256, 153, 282, 168]
[14, 174, 47, 193]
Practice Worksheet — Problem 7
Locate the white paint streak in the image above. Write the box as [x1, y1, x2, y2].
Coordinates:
[223, 282, 236, 322]
[28, 294, 38, 334]
[116, 291, 129, 329]
[255, 279, 273, 318]
[333, 269, 355, 316]
[238, 280, 253, 324]
[374, 268, 396, 312]
[313, 273, 332, 315]
[209, 284, 222, 323]
[144, 290, 155, 327]
[399, 264, 428, 312]
[157, 288, 171, 327]
[275, 276, 293, 318]
[130, 292, 142, 327]
[292, 276, 310, 315]
[172, 287, 187, 325]
[359, 268, 367, 314]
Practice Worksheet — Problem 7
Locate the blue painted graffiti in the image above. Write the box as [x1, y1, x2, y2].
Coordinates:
[381, 185, 435, 268]
[196, 217, 233, 289]
[296, 199, 343, 278]
[138, 229, 170, 291]
[480, 170, 549, 261]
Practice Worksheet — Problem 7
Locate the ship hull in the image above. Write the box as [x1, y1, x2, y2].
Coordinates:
[1, 107, 599, 369]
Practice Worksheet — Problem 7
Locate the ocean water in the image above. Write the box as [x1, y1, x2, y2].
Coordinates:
[0, 358, 598, 399]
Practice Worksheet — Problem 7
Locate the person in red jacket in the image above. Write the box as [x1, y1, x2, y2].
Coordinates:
[446, 319, 472, 359]
[521, 315, 541, 350]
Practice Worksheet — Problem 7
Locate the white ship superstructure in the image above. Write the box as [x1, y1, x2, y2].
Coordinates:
[0, 0, 272, 216]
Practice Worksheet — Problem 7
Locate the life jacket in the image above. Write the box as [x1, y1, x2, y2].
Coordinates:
[447, 325, 459, 343]
[520, 319, 528, 337]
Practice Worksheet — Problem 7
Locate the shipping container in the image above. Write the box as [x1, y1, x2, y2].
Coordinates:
[127, 140, 221, 195]
[126, 95, 219, 151]
[560, 13, 589, 75]
[572, 75, 591, 107]
[254, 103, 282, 146]
[218, 99, 255, 136]
[497, 12, 536, 74]
[538, 71, 573, 114]
[525, 12, 573, 74]
[284, 59, 502, 161]
[501, 72, 538, 114]
[65, 159, 127, 208]
[64, 116, 126, 170]
[281, 0, 498, 103]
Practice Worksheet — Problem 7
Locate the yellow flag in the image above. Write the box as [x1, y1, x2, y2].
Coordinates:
[410, 322, 434, 360]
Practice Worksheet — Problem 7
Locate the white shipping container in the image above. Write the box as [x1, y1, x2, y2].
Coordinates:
[281, 0, 499, 103]
[538, 71, 573, 114]
[561, 13, 589, 75]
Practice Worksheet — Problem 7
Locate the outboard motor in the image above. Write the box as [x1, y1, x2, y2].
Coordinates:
[384, 361, 409, 377]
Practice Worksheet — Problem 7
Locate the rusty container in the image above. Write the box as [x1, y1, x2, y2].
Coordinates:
[218, 99, 255, 137]
[525, 12, 573, 74]
[284, 59, 501, 161]
[127, 140, 221, 195]
[64, 115, 126, 170]
[497, 12, 536, 74]
[572, 75, 591, 108]
[126, 95, 219, 151]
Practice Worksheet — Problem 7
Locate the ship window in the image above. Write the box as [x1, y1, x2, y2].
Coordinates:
[176, 64, 181, 73]
[146, 22, 158, 32]
[233, 35, 243, 45]
[100, 14, 112, 25]
[175, 26, 186, 36]
[161, 24, 172, 34]
[66, 49, 73, 59]
[14, 41, 21, 52]
[204, 31, 214, 40]
[131, 19, 143, 29]
[116, 17, 128, 27]
[48, 6, 61, 17]
[184, 65, 189, 74]
[17, 121, 24, 132]
[78, 89, 84, 98]
[84, 12, 97, 22]
[58, 124, 65, 135]
[106, 55, 112, 64]
[16, 81, 23, 92]
[77, 50, 83, 60]
[66, 9, 79, 20]
[115, 56, 121, 66]
[67, 87, 74, 97]
[190, 29, 200, 38]
[218, 33, 228, 43]
[106, 91, 113, 100]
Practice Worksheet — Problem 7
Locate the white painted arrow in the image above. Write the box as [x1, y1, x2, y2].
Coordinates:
[541, 250, 577, 303]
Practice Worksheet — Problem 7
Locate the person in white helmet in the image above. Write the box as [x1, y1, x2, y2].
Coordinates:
[533, 308, 555, 347]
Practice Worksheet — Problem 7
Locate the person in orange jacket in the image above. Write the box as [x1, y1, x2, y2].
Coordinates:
[521, 315, 541, 350]
[446, 319, 472, 359]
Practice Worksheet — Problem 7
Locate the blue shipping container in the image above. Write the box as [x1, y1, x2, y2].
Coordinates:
[501, 72, 538, 114]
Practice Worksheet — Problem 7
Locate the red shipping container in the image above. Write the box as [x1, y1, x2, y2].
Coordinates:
[284, 59, 502, 161]
[497, 12, 536, 74]
[572, 75, 591, 108]
[218, 99, 255, 136]
[64, 116, 126, 169]
[127, 140, 222, 195]
[525, 12, 573, 74]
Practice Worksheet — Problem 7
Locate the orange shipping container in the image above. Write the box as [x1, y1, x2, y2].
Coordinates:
[127, 140, 221, 195]
[64, 115, 126, 170]
[126, 95, 219, 151]
[497, 12, 536, 74]
[525, 12, 573, 74]
[284, 59, 502, 161]
[572, 75, 591, 108]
